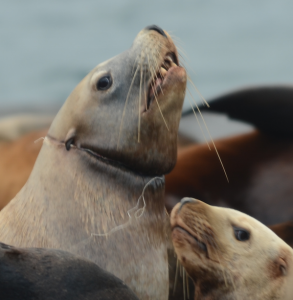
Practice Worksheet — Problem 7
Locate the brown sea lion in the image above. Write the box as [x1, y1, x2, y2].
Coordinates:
[166, 85, 293, 225]
[165, 130, 293, 225]
[0, 129, 46, 210]
[171, 198, 293, 300]
[0, 242, 139, 300]
[0, 25, 186, 300]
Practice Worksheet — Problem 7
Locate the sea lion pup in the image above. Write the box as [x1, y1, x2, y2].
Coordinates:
[170, 198, 293, 300]
[0, 242, 139, 300]
[0, 25, 187, 300]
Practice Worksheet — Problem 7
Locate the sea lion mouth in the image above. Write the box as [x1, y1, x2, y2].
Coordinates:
[172, 225, 208, 256]
[146, 52, 179, 111]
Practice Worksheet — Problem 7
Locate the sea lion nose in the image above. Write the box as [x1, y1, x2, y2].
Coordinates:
[145, 25, 167, 38]
[178, 198, 198, 213]
[180, 197, 197, 205]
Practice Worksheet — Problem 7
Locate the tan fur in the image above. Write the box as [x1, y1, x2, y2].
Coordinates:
[171, 199, 293, 300]
[0, 27, 187, 300]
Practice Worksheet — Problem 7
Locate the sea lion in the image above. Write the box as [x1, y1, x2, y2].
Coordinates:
[0, 25, 187, 300]
[0, 129, 46, 210]
[183, 85, 293, 137]
[170, 198, 293, 300]
[165, 131, 293, 225]
[0, 114, 52, 142]
[0, 242, 139, 300]
[166, 86, 293, 225]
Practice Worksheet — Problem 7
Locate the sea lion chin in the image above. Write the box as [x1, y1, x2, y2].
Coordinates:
[170, 198, 293, 300]
[0, 25, 187, 300]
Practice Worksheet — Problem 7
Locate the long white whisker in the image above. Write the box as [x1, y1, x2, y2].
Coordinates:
[187, 88, 229, 182]
[187, 94, 211, 150]
[117, 65, 140, 149]
[187, 76, 209, 107]
[138, 64, 143, 143]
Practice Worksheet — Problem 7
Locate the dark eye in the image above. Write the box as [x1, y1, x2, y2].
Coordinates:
[233, 227, 250, 241]
[97, 75, 112, 90]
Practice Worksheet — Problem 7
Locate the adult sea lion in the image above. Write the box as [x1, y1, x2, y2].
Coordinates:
[171, 198, 293, 300]
[166, 131, 293, 225]
[0, 25, 187, 300]
[0, 242, 139, 300]
[166, 86, 293, 225]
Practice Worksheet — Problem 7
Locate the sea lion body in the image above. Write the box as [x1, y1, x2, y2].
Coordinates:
[0, 26, 187, 300]
[0, 129, 46, 210]
[0, 242, 139, 300]
[0, 114, 52, 142]
[166, 130, 293, 225]
[171, 198, 293, 300]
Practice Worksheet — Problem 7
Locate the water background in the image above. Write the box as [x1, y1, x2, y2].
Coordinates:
[1, 0, 293, 138]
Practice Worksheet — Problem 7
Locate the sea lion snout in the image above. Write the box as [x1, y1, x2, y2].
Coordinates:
[48, 26, 186, 175]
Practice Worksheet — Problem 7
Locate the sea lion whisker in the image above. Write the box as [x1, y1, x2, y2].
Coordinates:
[146, 53, 162, 107]
[185, 269, 190, 299]
[153, 91, 169, 131]
[187, 76, 209, 107]
[117, 65, 140, 149]
[173, 258, 180, 294]
[91, 177, 163, 237]
[196, 220, 230, 289]
[187, 96, 211, 150]
[182, 267, 186, 300]
[147, 53, 164, 96]
[34, 137, 45, 144]
[138, 66, 143, 142]
[132, 54, 141, 73]
[212, 242, 229, 288]
[187, 87, 229, 182]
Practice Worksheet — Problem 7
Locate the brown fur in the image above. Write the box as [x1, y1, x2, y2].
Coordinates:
[166, 130, 293, 225]
[0, 129, 45, 209]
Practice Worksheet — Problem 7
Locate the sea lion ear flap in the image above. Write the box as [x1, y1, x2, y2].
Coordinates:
[65, 128, 76, 151]
[278, 257, 287, 276]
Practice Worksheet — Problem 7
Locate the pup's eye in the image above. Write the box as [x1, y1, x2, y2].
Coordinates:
[97, 75, 112, 90]
[233, 227, 250, 241]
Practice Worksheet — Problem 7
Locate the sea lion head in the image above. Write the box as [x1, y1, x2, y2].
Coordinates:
[48, 25, 187, 175]
[170, 198, 293, 300]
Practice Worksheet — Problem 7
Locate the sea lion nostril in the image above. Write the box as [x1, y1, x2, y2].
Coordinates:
[178, 198, 197, 213]
[145, 25, 167, 38]
[180, 197, 197, 205]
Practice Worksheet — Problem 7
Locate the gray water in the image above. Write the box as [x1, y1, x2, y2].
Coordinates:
[1, 0, 293, 116]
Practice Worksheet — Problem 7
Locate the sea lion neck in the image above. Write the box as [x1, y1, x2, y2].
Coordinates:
[21, 137, 167, 233]
[0, 137, 169, 298]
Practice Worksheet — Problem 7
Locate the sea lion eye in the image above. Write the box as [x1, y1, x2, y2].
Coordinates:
[97, 75, 112, 90]
[233, 227, 250, 241]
